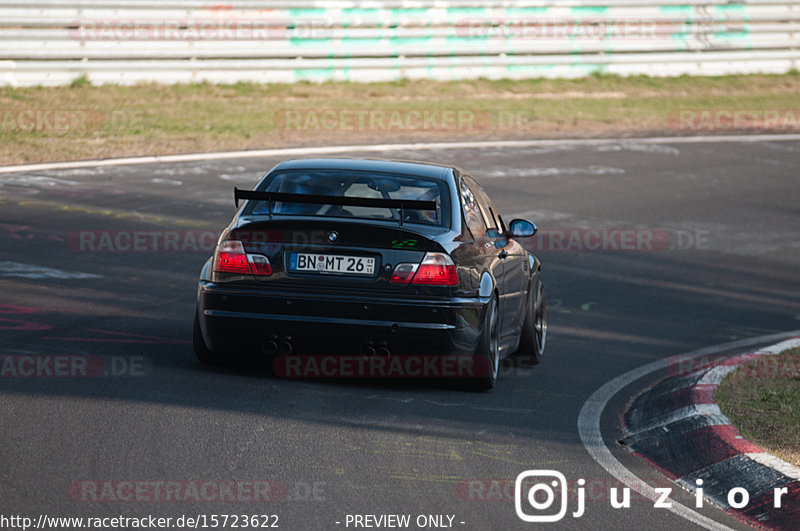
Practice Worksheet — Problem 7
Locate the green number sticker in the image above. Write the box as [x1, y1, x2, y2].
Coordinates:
[391, 239, 418, 249]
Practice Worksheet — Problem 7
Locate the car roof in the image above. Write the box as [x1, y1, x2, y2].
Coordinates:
[272, 158, 456, 181]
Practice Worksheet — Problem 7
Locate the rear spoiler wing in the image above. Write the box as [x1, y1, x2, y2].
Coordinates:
[234, 188, 439, 226]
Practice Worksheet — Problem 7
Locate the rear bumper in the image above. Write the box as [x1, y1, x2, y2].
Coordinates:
[197, 282, 488, 356]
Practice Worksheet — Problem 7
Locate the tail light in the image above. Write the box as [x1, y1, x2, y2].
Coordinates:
[390, 263, 418, 284]
[391, 252, 458, 286]
[247, 254, 272, 276]
[414, 252, 459, 285]
[213, 240, 271, 276]
[214, 240, 249, 274]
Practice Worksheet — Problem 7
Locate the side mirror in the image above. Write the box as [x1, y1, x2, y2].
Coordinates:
[509, 218, 537, 237]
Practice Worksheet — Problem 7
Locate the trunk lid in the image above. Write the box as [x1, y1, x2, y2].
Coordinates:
[228, 218, 447, 292]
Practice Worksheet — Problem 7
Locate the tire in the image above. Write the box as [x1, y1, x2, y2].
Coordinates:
[466, 296, 500, 391]
[516, 274, 547, 365]
[193, 310, 222, 365]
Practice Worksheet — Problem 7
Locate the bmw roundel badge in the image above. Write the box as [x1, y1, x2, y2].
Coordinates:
[327, 231, 339, 243]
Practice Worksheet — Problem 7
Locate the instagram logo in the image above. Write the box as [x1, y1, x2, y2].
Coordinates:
[514, 470, 569, 522]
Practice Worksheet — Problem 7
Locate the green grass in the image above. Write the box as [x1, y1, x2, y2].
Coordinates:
[2, 73, 800, 164]
[717, 347, 800, 466]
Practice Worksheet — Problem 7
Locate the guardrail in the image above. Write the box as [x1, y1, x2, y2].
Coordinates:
[1, 0, 798, 85]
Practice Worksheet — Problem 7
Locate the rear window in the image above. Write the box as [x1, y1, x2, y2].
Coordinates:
[245, 170, 449, 227]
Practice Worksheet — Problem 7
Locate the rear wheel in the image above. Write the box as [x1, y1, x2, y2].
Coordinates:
[193, 310, 222, 365]
[516, 274, 547, 364]
[466, 296, 500, 391]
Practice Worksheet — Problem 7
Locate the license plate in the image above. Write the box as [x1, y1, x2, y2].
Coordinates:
[289, 253, 376, 276]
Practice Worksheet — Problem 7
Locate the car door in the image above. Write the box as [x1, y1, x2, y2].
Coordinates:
[465, 176, 527, 339]
[458, 177, 506, 326]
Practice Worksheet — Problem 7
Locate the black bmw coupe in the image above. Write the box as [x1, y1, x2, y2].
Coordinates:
[194, 158, 546, 389]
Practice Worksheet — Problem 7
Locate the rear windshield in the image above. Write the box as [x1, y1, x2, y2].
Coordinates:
[245, 170, 449, 227]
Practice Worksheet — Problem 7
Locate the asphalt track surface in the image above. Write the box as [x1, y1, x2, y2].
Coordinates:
[2, 138, 800, 530]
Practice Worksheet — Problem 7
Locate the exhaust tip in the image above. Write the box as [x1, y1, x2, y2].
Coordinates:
[277, 341, 293, 356]
[361, 345, 376, 356]
[263, 339, 278, 356]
